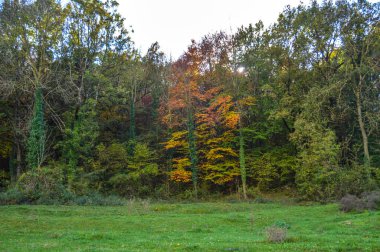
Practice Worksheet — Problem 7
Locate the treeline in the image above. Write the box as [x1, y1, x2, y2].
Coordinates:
[0, 0, 379, 202]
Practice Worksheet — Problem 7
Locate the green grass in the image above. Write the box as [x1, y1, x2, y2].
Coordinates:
[0, 202, 379, 251]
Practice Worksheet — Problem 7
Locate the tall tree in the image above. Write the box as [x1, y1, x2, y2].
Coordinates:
[26, 88, 46, 169]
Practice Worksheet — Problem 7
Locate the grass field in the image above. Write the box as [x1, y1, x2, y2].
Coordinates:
[0, 201, 379, 251]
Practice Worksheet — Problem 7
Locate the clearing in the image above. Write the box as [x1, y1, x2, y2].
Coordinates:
[0, 202, 379, 251]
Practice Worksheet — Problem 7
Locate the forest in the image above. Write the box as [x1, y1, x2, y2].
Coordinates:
[0, 0, 379, 203]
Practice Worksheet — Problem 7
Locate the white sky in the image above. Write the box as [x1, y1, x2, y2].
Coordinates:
[117, 0, 311, 58]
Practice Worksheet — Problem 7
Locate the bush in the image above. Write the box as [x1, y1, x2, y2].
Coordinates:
[0, 170, 9, 190]
[340, 191, 380, 212]
[0, 187, 26, 204]
[265, 226, 287, 243]
[16, 166, 70, 204]
[72, 193, 127, 206]
[339, 194, 364, 212]
[338, 165, 378, 197]
[362, 191, 380, 210]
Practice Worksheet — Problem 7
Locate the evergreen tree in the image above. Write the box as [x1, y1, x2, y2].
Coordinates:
[26, 88, 46, 170]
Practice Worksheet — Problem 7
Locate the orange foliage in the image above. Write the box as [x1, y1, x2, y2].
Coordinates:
[163, 131, 188, 150]
[196, 91, 240, 185]
[170, 169, 192, 183]
[159, 34, 241, 186]
[225, 112, 240, 129]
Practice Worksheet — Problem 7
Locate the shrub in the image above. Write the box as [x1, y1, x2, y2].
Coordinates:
[265, 226, 287, 243]
[0, 170, 9, 190]
[338, 165, 378, 197]
[0, 187, 26, 204]
[340, 191, 380, 212]
[16, 166, 69, 203]
[340, 194, 365, 212]
[362, 191, 380, 210]
[254, 196, 272, 204]
[72, 193, 127, 206]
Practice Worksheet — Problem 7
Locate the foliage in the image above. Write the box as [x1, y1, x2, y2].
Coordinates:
[16, 164, 69, 204]
[104, 142, 159, 197]
[127, 143, 158, 179]
[291, 119, 341, 201]
[26, 88, 46, 170]
[0, 188, 26, 205]
[249, 148, 297, 191]
[0, 0, 379, 201]
[60, 99, 99, 186]
[197, 94, 240, 186]
[90, 142, 128, 192]
[338, 164, 379, 197]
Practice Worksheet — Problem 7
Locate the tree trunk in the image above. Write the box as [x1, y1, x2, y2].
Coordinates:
[128, 91, 136, 156]
[188, 112, 198, 198]
[239, 121, 247, 200]
[16, 142, 21, 178]
[355, 86, 370, 166]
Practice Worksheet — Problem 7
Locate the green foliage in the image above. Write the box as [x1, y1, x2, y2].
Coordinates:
[273, 220, 291, 230]
[26, 88, 46, 170]
[291, 118, 340, 201]
[16, 164, 69, 204]
[60, 99, 99, 185]
[90, 142, 128, 192]
[0, 0, 379, 201]
[127, 143, 159, 179]
[109, 142, 158, 197]
[338, 164, 379, 197]
[249, 148, 297, 191]
[96, 143, 128, 173]
[0, 187, 26, 205]
[71, 193, 128, 206]
[0, 170, 9, 189]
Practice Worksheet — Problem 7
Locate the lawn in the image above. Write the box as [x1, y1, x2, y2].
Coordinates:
[0, 201, 379, 251]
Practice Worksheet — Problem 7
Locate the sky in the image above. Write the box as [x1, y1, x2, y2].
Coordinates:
[117, 0, 313, 58]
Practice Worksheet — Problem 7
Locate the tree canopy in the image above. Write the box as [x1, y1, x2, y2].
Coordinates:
[0, 0, 379, 201]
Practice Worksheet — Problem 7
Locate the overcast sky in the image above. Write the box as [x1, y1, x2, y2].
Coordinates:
[117, 0, 310, 58]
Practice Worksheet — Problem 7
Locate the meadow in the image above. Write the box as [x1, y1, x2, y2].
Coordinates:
[0, 201, 379, 251]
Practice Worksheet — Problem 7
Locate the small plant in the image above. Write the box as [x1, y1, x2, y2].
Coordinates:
[274, 220, 291, 230]
[140, 199, 151, 213]
[265, 226, 287, 243]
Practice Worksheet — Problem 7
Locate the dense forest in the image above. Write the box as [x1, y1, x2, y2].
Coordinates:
[0, 0, 379, 203]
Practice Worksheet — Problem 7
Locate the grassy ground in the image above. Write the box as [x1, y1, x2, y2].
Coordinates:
[0, 201, 379, 251]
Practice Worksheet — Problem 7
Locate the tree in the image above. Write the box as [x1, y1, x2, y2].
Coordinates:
[26, 88, 46, 169]
[60, 99, 99, 186]
[339, 0, 380, 166]
[197, 93, 240, 186]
